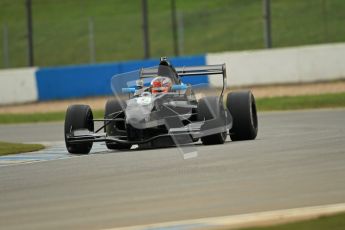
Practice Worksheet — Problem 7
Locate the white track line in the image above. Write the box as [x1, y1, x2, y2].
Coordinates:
[108, 203, 345, 230]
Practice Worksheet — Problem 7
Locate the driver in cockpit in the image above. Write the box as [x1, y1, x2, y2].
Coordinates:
[134, 76, 172, 97]
[150, 76, 172, 94]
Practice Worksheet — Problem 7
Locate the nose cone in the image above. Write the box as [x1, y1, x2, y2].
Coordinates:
[126, 115, 144, 125]
[125, 98, 153, 129]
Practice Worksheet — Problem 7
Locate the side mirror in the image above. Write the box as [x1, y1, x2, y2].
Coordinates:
[122, 88, 136, 94]
[171, 84, 188, 91]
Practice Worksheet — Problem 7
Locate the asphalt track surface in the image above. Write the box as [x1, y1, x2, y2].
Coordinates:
[0, 109, 345, 229]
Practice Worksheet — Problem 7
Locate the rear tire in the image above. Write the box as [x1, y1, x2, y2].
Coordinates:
[104, 99, 132, 150]
[198, 96, 227, 145]
[226, 91, 258, 141]
[64, 105, 94, 154]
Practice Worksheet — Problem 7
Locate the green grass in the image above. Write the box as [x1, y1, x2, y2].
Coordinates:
[241, 212, 345, 230]
[0, 92, 345, 124]
[0, 111, 68, 124]
[0, 0, 344, 68]
[256, 92, 345, 111]
[0, 110, 104, 124]
[0, 141, 44, 156]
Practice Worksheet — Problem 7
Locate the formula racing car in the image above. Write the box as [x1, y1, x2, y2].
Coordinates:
[64, 57, 258, 154]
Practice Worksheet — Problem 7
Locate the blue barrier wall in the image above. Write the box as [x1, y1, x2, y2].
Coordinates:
[36, 55, 207, 101]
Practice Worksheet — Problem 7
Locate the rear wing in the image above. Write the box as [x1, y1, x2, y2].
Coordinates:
[141, 64, 227, 98]
[175, 64, 226, 77]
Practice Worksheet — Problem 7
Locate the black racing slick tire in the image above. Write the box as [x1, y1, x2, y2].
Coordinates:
[226, 91, 258, 141]
[198, 96, 227, 145]
[64, 105, 94, 154]
[104, 99, 132, 150]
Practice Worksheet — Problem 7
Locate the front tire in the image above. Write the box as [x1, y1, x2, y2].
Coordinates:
[226, 91, 258, 141]
[198, 96, 227, 145]
[64, 105, 94, 154]
[104, 99, 132, 150]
